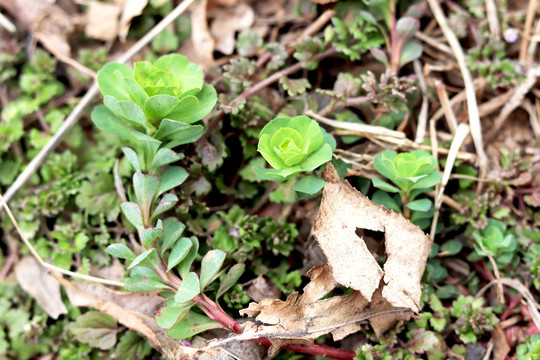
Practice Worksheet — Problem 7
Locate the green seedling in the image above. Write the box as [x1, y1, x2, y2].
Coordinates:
[93, 54, 243, 339]
[516, 334, 540, 360]
[450, 295, 498, 344]
[468, 219, 517, 266]
[92, 53, 217, 173]
[372, 150, 441, 225]
[254, 115, 335, 197]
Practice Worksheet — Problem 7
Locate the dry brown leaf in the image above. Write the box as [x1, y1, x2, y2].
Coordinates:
[314, 164, 431, 313]
[209, 3, 254, 55]
[179, 0, 215, 69]
[118, 0, 149, 41]
[57, 278, 210, 360]
[85, 1, 122, 41]
[0, 0, 74, 58]
[246, 275, 282, 302]
[14, 256, 67, 319]
[237, 164, 430, 351]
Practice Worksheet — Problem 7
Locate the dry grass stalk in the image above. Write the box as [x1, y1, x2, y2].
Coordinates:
[414, 59, 430, 144]
[434, 79, 458, 135]
[519, 0, 538, 62]
[427, 0, 488, 189]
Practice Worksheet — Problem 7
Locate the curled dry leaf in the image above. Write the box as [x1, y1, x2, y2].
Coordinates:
[14, 256, 68, 319]
[237, 164, 431, 352]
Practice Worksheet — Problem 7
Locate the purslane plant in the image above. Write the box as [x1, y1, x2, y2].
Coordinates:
[468, 219, 517, 266]
[254, 115, 336, 196]
[92, 54, 243, 339]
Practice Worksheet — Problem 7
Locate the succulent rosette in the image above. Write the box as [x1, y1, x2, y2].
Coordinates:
[254, 116, 336, 181]
[92, 54, 216, 148]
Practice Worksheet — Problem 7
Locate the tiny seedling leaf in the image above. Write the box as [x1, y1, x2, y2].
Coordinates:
[399, 40, 423, 67]
[200, 250, 226, 290]
[158, 166, 188, 195]
[406, 198, 432, 212]
[152, 193, 179, 219]
[155, 301, 194, 330]
[161, 218, 186, 255]
[144, 95, 180, 120]
[122, 147, 141, 172]
[167, 237, 193, 272]
[68, 311, 119, 350]
[174, 272, 200, 304]
[106, 244, 136, 260]
[293, 175, 326, 195]
[177, 237, 199, 278]
[141, 222, 163, 248]
[167, 311, 221, 339]
[217, 263, 245, 300]
[372, 177, 400, 193]
[120, 202, 144, 229]
[150, 148, 183, 170]
[127, 248, 156, 270]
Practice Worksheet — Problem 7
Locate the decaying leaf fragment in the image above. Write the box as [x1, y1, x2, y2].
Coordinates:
[238, 164, 431, 351]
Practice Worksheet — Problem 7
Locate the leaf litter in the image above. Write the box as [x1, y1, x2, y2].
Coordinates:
[228, 163, 431, 353]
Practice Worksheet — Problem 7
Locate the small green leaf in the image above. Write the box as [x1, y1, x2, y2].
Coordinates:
[216, 263, 245, 300]
[372, 177, 400, 193]
[161, 218, 186, 254]
[97, 62, 133, 100]
[410, 171, 441, 190]
[121, 202, 144, 229]
[122, 147, 141, 172]
[177, 237, 199, 278]
[174, 272, 200, 304]
[144, 95, 180, 120]
[440, 239, 463, 256]
[167, 237, 193, 272]
[106, 244, 136, 260]
[293, 176, 326, 195]
[372, 190, 401, 213]
[104, 96, 147, 127]
[92, 105, 134, 141]
[395, 17, 419, 42]
[167, 311, 221, 339]
[141, 221, 163, 248]
[133, 173, 161, 220]
[158, 166, 188, 195]
[156, 301, 194, 329]
[127, 248, 156, 270]
[150, 148, 183, 170]
[155, 119, 205, 147]
[370, 47, 389, 65]
[115, 331, 152, 360]
[200, 250, 226, 290]
[399, 40, 423, 67]
[125, 266, 170, 292]
[406, 198, 432, 212]
[152, 193, 179, 219]
[68, 311, 119, 350]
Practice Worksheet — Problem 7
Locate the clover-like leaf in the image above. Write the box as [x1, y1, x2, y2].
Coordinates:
[200, 250, 226, 290]
[167, 237, 193, 272]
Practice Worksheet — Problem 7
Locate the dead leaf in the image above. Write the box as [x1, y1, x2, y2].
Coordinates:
[118, 0, 149, 41]
[192, 329, 266, 360]
[179, 0, 215, 69]
[209, 3, 254, 55]
[246, 275, 282, 302]
[85, 1, 121, 42]
[314, 164, 431, 313]
[491, 324, 511, 360]
[0, 0, 74, 58]
[236, 164, 430, 351]
[14, 256, 67, 319]
[57, 277, 208, 359]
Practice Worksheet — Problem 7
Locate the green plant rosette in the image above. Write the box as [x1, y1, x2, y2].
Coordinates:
[254, 115, 336, 182]
[92, 54, 216, 145]
[373, 149, 441, 195]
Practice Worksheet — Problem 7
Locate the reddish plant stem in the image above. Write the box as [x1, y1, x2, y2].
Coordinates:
[194, 293, 242, 334]
[253, 338, 355, 360]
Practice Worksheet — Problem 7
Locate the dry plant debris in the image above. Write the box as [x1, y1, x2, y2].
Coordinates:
[238, 164, 431, 353]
